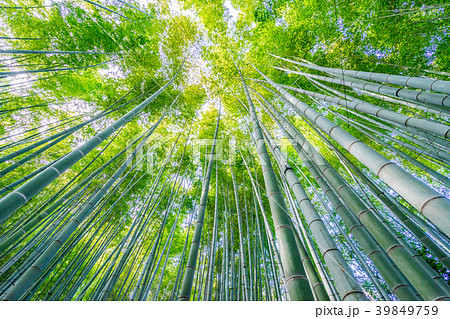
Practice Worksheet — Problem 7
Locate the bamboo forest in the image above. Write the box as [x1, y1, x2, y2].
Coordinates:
[0, 0, 450, 303]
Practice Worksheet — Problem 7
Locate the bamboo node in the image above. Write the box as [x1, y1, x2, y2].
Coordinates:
[336, 184, 347, 193]
[367, 249, 382, 258]
[308, 218, 323, 227]
[283, 166, 293, 175]
[322, 247, 339, 257]
[429, 79, 440, 92]
[356, 208, 371, 219]
[267, 191, 282, 199]
[286, 275, 307, 284]
[434, 296, 450, 301]
[342, 290, 366, 301]
[12, 191, 27, 202]
[392, 284, 410, 293]
[420, 195, 445, 214]
[347, 140, 362, 153]
[386, 244, 403, 255]
[312, 283, 324, 290]
[31, 265, 42, 272]
[275, 224, 292, 232]
[76, 149, 85, 157]
[349, 224, 363, 233]
[49, 166, 61, 176]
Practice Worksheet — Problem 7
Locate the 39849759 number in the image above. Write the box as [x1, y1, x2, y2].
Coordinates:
[375, 306, 438, 316]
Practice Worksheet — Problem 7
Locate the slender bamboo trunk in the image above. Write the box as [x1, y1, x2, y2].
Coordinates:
[270, 53, 450, 95]
[256, 91, 423, 300]
[230, 165, 251, 301]
[178, 107, 221, 301]
[269, 75, 450, 140]
[258, 118, 367, 301]
[279, 176, 331, 301]
[252, 65, 450, 238]
[306, 122, 450, 269]
[0, 71, 180, 221]
[235, 63, 313, 301]
[2, 116, 165, 301]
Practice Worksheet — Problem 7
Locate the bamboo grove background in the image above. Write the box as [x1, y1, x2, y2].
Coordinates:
[0, 0, 449, 301]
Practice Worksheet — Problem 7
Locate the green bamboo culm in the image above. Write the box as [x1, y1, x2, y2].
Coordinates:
[258, 116, 367, 301]
[235, 62, 314, 301]
[270, 54, 450, 109]
[258, 87, 449, 300]
[262, 72, 450, 140]
[272, 54, 450, 95]
[302, 118, 450, 270]
[0, 70, 180, 223]
[178, 106, 221, 301]
[230, 164, 251, 301]
[2, 114, 166, 301]
[253, 85, 422, 301]
[252, 63, 450, 239]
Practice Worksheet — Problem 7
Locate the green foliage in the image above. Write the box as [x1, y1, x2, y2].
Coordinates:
[0, 0, 448, 301]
